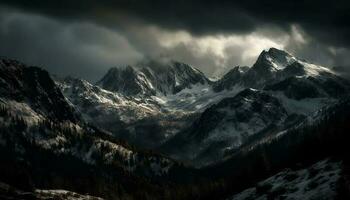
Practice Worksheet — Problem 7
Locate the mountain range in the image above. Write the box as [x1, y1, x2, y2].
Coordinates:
[57, 48, 350, 166]
[1, 48, 350, 199]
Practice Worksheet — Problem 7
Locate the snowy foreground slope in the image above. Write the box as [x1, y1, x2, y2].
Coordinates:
[0, 181, 104, 200]
[229, 159, 342, 200]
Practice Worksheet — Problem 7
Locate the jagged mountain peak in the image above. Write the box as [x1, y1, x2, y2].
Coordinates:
[226, 66, 250, 74]
[267, 47, 292, 59]
[214, 48, 297, 90]
[100, 65, 140, 80]
[213, 66, 247, 91]
[215, 47, 340, 91]
[97, 60, 210, 96]
[60, 76, 112, 99]
[222, 66, 242, 78]
[97, 64, 155, 96]
[254, 47, 336, 76]
[136, 59, 207, 80]
[253, 47, 295, 71]
[106, 65, 136, 75]
[62, 76, 91, 87]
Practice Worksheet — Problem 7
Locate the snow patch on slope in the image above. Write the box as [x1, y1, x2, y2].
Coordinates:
[36, 189, 104, 200]
[154, 83, 244, 112]
[229, 159, 342, 200]
[0, 98, 44, 125]
[270, 92, 336, 115]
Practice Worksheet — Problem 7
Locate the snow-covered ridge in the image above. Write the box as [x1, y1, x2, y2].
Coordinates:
[0, 181, 105, 200]
[36, 189, 104, 200]
[229, 159, 342, 200]
[258, 48, 297, 71]
[215, 48, 340, 91]
[57, 77, 161, 124]
[255, 48, 334, 76]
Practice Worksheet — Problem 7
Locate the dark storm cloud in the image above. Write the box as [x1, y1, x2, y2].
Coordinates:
[1, 1, 350, 80]
[0, 1, 255, 34]
[0, 5, 279, 81]
[1, 0, 350, 47]
[0, 8, 142, 81]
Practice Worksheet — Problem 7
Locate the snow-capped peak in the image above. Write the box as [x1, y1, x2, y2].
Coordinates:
[96, 65, 156, 96]
[97, 60, 210, 96]
[215, 47, 340, 91]
[253, 48, 296, 71]
[255, 48, 335, 76]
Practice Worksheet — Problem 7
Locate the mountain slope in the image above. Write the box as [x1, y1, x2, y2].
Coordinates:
[57, 76, 198, 148]
[0, 58, 178, 175]
[0, 59, 79, 123]
[194, 96, 350, 200]
[0, 58, 200, 200]
[161, 88, 296, 166]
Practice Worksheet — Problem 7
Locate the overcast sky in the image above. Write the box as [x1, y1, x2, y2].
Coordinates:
[0, 1, 350, 81]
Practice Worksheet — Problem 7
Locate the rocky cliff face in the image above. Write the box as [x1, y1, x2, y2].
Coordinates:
[0, 58, 79, 123]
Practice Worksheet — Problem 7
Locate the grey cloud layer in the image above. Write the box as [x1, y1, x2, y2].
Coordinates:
[0, 1, 350, 81]
[0, 7, 285, 81]
[2, 0, 350, 47]
[0, 8, 143, 81]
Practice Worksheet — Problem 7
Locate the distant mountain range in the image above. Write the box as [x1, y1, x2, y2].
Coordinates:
[57, 48, 350, 166]
[1, 48, 350, 199]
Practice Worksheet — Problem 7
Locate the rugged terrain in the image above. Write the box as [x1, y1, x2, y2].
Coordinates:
[1, 48, 350, 199]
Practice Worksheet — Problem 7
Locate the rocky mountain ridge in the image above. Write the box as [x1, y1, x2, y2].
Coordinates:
[55, 48, 350, 166]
